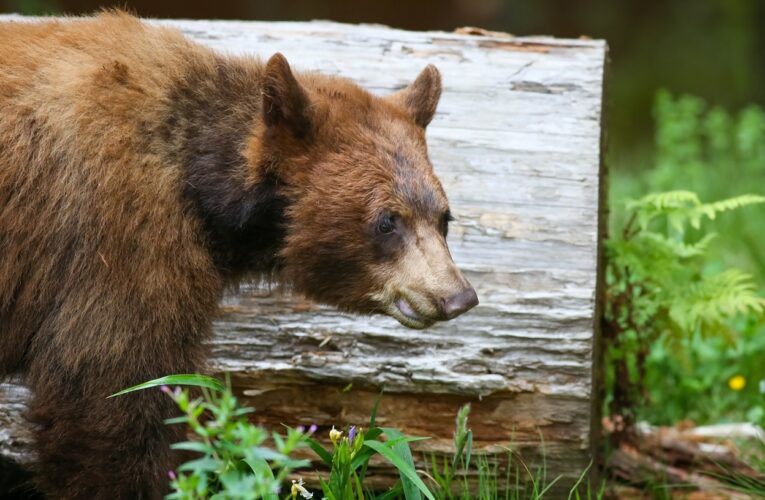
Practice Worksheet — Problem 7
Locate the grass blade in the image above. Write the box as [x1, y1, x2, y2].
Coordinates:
[370, 390, 384, 428]
[567, 460, 593, 500]
[375, 484, 404, 500]
[383, 428, 422, 500]
[464, 431, 473, 471]
[357, 427, 385, 482]
[353, 471, 365, 500]
[364, 440, 434, 500]
[109, 374, 225, 397]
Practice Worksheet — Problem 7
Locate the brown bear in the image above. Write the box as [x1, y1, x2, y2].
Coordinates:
[0, 11, 478, 499]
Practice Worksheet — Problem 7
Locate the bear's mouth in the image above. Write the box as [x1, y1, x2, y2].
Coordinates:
[387, 297, 436, 329]
[396, 298, 421, 320]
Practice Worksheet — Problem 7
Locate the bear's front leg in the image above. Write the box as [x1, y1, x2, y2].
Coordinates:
[25, 338, 207, 500]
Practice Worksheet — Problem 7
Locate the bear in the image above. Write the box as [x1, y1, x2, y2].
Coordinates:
[0, 11, 478, 499]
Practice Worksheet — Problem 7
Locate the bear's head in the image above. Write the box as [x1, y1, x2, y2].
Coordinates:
[248, 53, 478, 329]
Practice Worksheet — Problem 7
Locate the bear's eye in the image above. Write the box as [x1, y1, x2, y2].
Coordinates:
[377, 213, 397, 235]
[441, 210, 454, 238]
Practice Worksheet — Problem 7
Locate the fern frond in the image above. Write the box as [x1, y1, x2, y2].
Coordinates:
[627, 191, 701, 232]
[627, 191, 701, 211]
[669, 269, 765, 332]
[626, 191, 765, 233]
[699, 194, 765, 220]
[640, 232, 717, 258]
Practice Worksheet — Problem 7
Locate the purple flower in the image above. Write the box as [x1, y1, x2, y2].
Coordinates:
[168, 470, 177, 480]
[308, 424, 318, 434]
[296, 425, 305, 433]
[348, 426, 357, 441]
[160, 385, 171, 395]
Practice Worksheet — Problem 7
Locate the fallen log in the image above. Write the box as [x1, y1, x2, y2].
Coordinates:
[0, 15, 608, 491]
[607, 419, 765, 498]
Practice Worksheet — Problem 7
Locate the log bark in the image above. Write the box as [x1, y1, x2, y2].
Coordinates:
[0, 15, 608, 490]
[606, 421, 764, 498]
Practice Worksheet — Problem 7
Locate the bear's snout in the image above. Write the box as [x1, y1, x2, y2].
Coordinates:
[440, 287, 479, 320]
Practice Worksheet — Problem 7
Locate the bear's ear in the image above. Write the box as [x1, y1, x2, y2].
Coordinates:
[262, 53, 312, 138]
[389, 64, 442, 128]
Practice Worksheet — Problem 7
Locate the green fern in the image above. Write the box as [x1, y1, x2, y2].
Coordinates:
[627, 191, 765, 233]
[670, 269, 765, 333]
[604, 190, 765, 429]
[626, 190, 702, 211]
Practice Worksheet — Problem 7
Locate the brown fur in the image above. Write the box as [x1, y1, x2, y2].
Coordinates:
[0, 11, 474, 499]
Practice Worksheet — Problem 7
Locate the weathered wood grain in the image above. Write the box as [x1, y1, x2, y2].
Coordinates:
[0, 15, 607, 489]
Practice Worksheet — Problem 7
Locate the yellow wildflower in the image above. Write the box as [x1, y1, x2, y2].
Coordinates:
[728, 375, 746, 391]
[329, 425, 342, 445]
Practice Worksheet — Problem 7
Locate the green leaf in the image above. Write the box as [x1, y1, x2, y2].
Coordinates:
[375, 484, 404, 500]
[353, 471, 364, 500]
[177, 457, 220, 473]
[249, 447, 291, 462]
[464, 431, 473, 471]
[380, 436, 430, 447]
[170, 441, 215, 454]
[382, 428, 422, 500]
[356, 427, 385, 482]
[243, 458, 279, 500]
[108, 374, 225, 398]
[319, 477, 338, 500]
[369, 390, 384, 428]
[364, 427, 384, 442]
[306, 437, 333, 466]
[351, 447, 377, 471]
[164, 416, 189, 425]
[363, 440, 434, 500]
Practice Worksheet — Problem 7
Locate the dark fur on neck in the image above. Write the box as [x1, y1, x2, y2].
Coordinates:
[161, 57, 287, 280]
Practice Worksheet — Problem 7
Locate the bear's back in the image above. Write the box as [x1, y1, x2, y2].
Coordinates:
[0, 13, 222, 374]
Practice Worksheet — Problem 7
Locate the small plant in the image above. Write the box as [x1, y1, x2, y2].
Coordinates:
[425, 405, 602, 500]
[115, 377, 436, 500]
[426, 404, 472, 498]
[305, 394, 435, 500]
[115, 374, 310, 499]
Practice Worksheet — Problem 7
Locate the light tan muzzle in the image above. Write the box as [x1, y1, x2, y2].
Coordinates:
[381, 224, 478, 329]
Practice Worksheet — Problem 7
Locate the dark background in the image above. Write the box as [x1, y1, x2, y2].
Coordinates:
[2, 0, 764, 170]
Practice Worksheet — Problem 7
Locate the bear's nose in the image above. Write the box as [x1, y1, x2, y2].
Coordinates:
[440, 287, 479, 320]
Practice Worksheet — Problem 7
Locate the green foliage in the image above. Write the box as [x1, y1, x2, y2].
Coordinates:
[642, 319, 765, 425]
[5, 0, 60, 15]
[161, 382, 309, 499]
[116, 377, 605, 499]
[605, 190, 765, 425]
[608, 91, 765, 427]
[425, 405, 603, 500]
[308, 395, 434, 500]
[614, 92, 765, 282]
[116, 377, 437, 500]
